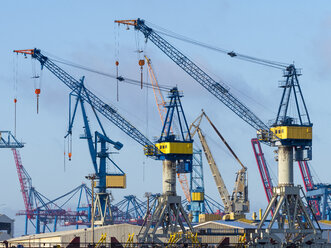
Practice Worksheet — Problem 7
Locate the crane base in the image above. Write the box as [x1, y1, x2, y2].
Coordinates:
[137, 194, 195, 244]
[250, 185, 327, 247]
[93, 192, 113, 226]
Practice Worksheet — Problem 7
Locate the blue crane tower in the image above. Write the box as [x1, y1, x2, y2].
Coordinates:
[65, 76, 124, 225]
[115, 18, 325, 246]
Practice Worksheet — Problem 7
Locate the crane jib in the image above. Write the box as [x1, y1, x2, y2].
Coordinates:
[134, 19, 269, 132]
[31, 49, 155, 149]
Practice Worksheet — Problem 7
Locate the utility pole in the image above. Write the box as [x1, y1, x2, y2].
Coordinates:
[85, 174, 96, 247]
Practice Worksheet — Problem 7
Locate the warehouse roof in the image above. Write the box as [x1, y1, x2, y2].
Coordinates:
[194, 219, 331, 231]
[0, 214, 14, 223]
[8, 223, 138, 242]
[193, 219, 257, 229]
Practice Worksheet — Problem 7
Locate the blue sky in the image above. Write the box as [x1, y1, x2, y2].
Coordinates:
[1, 1, 331, 236]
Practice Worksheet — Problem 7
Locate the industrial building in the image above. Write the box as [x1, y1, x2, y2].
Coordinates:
[0, 215, 14, 241]
[5, 220, 331, 247]
[6, 224, 141, 247]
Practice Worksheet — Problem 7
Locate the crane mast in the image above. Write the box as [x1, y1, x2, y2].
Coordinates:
[137, 87, 195, 243]
[196, 128, 231, 210]
[145, 56, 191, 203]
[189, 112, 249, 219]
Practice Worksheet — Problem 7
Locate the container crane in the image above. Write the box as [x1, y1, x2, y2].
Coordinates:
[189, 111, 249, 220]
[112, 195, 146, 225]
[115, 19, 325, 246]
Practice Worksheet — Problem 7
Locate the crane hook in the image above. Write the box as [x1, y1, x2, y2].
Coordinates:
[139, 59, 145, 89]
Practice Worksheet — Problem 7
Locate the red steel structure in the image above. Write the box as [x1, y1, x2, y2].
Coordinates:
[12, 148, 33, 218]
[251, 139, 274, 204]
[298, 161, 321, 217]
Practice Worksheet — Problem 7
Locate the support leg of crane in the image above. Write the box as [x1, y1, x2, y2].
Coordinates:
[137, 160, 196, 245]
[251, 185, 326, 246]
[250, 146, 327, 247]
[93, 192, 113, 226]
[137, 194, 195, 244]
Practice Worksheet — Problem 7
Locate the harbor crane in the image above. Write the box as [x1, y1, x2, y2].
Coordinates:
[138, 87, 195, 244]
[145, 56, 225, 223]
[65, 76, 125, 225]
[145, 56, 213, 223]
[189, 111, 249, 220]
[115, 18, 326, 246]
[14, 49, 196, 244]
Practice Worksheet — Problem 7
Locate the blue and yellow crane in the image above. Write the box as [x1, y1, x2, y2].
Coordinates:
[115, 18, 324, 246]
[138, 86, 195, 244]
[14, 48, 196, 244]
